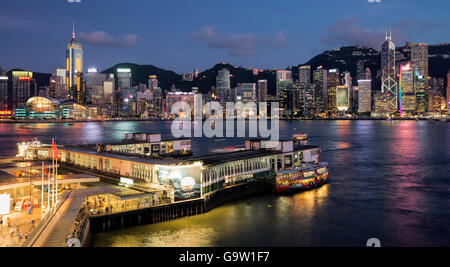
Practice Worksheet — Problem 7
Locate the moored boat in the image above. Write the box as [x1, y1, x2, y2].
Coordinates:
[275, 162, 329, 193]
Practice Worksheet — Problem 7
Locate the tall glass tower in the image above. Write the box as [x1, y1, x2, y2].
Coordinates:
[381, 30, 398, 112]
[66, 23, 84, 101]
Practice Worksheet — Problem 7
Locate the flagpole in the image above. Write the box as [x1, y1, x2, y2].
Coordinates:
[41, 161, 44, 219]
[52, 138, 55, 208]
[47, 160, 50, 211]
[55, 156, 58, 205]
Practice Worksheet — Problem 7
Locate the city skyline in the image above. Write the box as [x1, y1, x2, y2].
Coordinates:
[0, 0, 449, 73]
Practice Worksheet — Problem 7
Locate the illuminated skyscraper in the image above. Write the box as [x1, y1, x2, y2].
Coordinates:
[66, 23, 84, 102]
[357, 79, 372, 113]
[313, 67, 327, 114]
[216, 68, 231, 104]
[410, 43, 429, 89]
[235, 83, 257, 103]
[447, 71, 450, 114]
[10, 71, 36, 109]
[276, 70, 293, 97]
[0, 75, 8, 110]
[327, 69, 339, 113]
[381, 30, 398, 111]
[336, 85, 349, 112]
[298, 66, 311, 85]
[399, 63, 416, 114]
[257, 80, 268, 102]
[414, 72, 426, 113]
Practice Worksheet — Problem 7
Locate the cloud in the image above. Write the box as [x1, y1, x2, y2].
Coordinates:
[320, 18, 385, 48]
[79, 31, 139, 47]
[0, 14, 34, 31]
[190, 26, 287, 57]
[320, 18, 441, 48]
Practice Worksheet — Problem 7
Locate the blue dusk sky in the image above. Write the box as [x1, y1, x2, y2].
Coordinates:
[0, 0, 449, 74]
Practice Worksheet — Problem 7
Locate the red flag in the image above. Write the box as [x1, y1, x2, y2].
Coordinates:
[51, 139, 57, 152]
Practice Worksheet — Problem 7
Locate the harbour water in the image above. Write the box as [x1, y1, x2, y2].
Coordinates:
[1, 120, 449, 246]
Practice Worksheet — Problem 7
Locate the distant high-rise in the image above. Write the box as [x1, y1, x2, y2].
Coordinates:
[313, 67, 327, 114]
[235, 83, 257, 103]
[356, 60, 365, 81]
[336, 85, 349, 112]
[148, 75, 158, 90]
[0, 75, 8, 110]
[327, 69, 339, 113]
[399, 63, 416, 114]
[276, 70, 293, 96]
[414, 72, 426, 113]
[357, 79, 372, 113]
[66, 23, 84, 102]
[303, 84, 315, 116]
[194, 68, 199, 78]
[10, 71, 36, 109]
[381, 30, 398, 111]
[298, 66, 311, 85]
[447, 71, 450, 114]
[216, 68, 231, 104]
[85, 70, 107, 104]
[410, 43, 429, 89]
[257, 80, 268, 102]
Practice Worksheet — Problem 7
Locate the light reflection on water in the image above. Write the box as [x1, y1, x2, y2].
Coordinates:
[0, 120, 449, 246]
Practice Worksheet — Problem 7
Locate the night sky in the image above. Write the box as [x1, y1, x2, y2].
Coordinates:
[0, 0, 449, 74]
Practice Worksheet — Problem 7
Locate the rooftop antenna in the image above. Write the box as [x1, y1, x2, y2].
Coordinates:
[72, 21, 75, 39]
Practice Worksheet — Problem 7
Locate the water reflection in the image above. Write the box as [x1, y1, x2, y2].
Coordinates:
[0, 121, 449, 246]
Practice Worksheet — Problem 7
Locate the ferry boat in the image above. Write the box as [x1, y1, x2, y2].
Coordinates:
[275, 162, 329, 193]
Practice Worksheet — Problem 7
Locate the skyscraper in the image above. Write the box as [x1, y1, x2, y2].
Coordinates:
[399, 63, 416, 114]
[216, 68, 231, 104]
[0, 75, 8, 110]
[336, 85, 349, 112]
[235, 83, 257, 103]
[327, 69, 339, 114]
[381, 30, 398, 112]
[10, 71, 36, 109]
[313, 67, 327, 114]
[298, 66, 311, 85]
[415, 72, 426, 113]
[410, 43, 429, 89]
[148, 75, 159, 90]
[357, 79, 372, 113]
[447, 71, 450, 114]
[276, 70, 293, 97]
[257, 80, 268, 102]
[66, 23, 84, 102]
[303, 84, 315, 117]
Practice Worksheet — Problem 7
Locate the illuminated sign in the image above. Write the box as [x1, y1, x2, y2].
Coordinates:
[401, 64, 412, 71]
[0, 76, 8, 80]
[87, 68, 98, 73]
[329, 69, 337, 73]
[12, 71, 32, 78]
[117, 68, 131, 73]
[156, 164, 202, 201]
[120, 177, 134, 187]
[18, 77, 31, 81]
[0, 194, 10, 215]
[0, 110, 12, 116]
[149, 75, 157, 79]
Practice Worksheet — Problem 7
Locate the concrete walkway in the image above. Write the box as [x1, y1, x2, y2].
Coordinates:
[25, 186, 119, 247]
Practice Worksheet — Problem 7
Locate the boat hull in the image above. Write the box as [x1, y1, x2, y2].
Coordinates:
[275, 174, 328, 193]
[275, 163, 329, 194]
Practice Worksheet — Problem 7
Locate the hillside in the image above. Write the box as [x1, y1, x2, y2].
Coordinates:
[8, 44, 450, 94]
